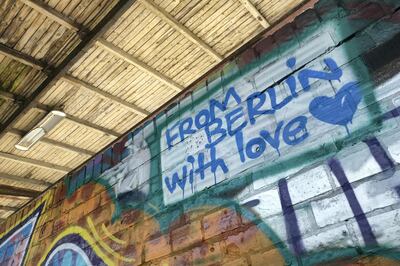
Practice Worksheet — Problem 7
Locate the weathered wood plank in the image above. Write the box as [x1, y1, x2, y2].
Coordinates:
[0, 151, 71, 173]
[0, 43, 46, 70]
[238, 0, 270, 28]
[20, 0, 81, 31]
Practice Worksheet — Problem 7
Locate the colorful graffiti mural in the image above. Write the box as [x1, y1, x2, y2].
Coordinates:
[0, 204, 44, 265]
[1, 0, 400, 265]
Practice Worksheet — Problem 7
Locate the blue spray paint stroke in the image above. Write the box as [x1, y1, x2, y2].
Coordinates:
[278, 178, 305, 256]
[309, 82, 362, 135]
[364, 137, 398, 196]
[328, 159, 378, 246]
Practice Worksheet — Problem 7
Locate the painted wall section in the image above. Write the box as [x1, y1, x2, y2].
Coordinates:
[1, 0, 400, 265]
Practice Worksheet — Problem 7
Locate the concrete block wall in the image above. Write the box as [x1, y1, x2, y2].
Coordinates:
[1, 0, 400, 265]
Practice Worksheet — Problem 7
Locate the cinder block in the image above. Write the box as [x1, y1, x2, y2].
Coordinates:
[353, 178, 399, 214]
[264, 208, 314, 242]
[381, 131, 400, 164]
[302, 225, 354, 252]
[240, 188, 282, 219]
[192, 242, 224, 265]
[222, 257, 248, 266]
[311, 192, 353, 227]
[334, 144, 382, 185]
[202, 208, 240, 239]
[224, 225, 273, 255]
[171, 220, 203, 251]
[249, 248, 286, 266]
[287, 166, 333, 205]
[312, 178, 399, 228]
[144, 234, 171, 262]
[83, 195, 101, 215]
[159, 251, 192, 265]
[350, 208, 400, 248]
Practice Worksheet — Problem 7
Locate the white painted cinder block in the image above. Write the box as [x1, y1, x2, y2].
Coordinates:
[311, 192, 353, 228]
[380, 131, 400, 164]
[264, 208, 313, 242]
[354, 179, 399, 214]
[350, 208, 400, 248]
[302, 225, 355, 252]
[252, 163, 305, 192]
[287, 166, 333, 205]
[311, 178, 399, 228]
[240, 188, 282, 218]
[334, 144, 382, 185]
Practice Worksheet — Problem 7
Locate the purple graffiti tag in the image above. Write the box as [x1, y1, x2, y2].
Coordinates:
[364, 137, 395, 173]
[364, 137, 399, 196]
[381, 106, 400, 121]
[278, 178, 305, 255]
[328, 159, 378, 246]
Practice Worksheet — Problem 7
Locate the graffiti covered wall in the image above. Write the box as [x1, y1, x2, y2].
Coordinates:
[1, 0, 400, 265]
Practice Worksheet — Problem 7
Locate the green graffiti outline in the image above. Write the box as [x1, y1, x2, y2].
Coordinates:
[64, 1, 400, 265]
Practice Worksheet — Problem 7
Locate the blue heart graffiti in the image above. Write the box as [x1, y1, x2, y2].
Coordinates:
[309, 82, 362, 135]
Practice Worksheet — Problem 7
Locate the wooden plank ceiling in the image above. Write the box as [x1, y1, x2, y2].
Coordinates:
[0, 0, 306, 220]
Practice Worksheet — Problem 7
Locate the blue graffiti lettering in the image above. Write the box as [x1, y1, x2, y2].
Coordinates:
[164, 57, 360, 196]
[283, 116, 309, 146]
[164, 146, 228, 194]
[225, 106, 247, 136]
[247, 91, 275, 125]
[298, 58, 343, 91]
[209, 86, 242, 120]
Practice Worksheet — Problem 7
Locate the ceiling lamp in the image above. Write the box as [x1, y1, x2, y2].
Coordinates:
[15, 110, 66, 151]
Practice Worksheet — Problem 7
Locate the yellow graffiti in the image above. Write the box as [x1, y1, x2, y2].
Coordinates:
[38, 226, 114, 266]
[101, 223, 126, 245]
[0, 193, 49, 239]
[87, 216, 136, 263]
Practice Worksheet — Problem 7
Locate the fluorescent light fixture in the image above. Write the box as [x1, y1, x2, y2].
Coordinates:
[15, 110, 66, 151]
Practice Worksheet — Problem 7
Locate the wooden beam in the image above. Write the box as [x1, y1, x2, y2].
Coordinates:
[0, 172, 52, 187]
[0, 205, 18, 212]
[0, 90, 120, 139]
[0, 195, 30, 201]
[0, 90, 21, 103]
[238, 0, 270, 28]
[138, 0, 223, 61]
[0, 43, 46, 70]
[20, 0, 81, 32]
[8, 129, 95, 157]
[0, 0, 139, 142]
[97, 39, 184, 92]
[0, 151, 71, 173]
[63, 75, 150, 117]
[0, 184, 40, 198]
[64, 115, 120, 138]
[33, 105, 120, 138]
[41, 137, 96, 156]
